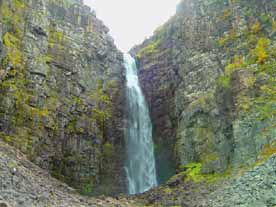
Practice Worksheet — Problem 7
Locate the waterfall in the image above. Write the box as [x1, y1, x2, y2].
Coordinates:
[124, 53, 158, 195]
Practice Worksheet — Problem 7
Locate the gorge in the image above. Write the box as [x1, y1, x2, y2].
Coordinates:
[0, 0, 276, 206]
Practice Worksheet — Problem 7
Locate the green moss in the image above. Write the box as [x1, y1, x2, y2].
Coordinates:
[137, 40, 160, 59]
[48, 29, 67, 50]
[1, 1, 13, 24]
[253, 83, 276, 120]
[194, 127, 214, 141]
[179, 162, 231, 183]
[45, 92, 59, 111]
[225, 55, 246, 75]
[73, 96, 82, 105]
[1, 0, 26, 37]
[190, 92, 214, 110]
[2, 135, 13, 143]
[8, 69, 17, 77]
[105, 80, 119, 94]
[89, 83, 113, 138]
[3, 32, 21, 52]
[50, 160, 66, 182]
[258, 142, 276, 162]
[66, 119, 77, 134]
[202, 152, 219, 165]
[251, 21, 262, 34]
[80, 182, 94, 195]
[237, 95, 253, 112]
[102, 142, 114, 158]
[218, 36, 227, 47]
[50, 31, 65, 43]
[272, 20, 276, 32]
[163, 187, 173, 194]
[41, 55, 53, 64]
[29, 107, 49, 118]
[0, 76, 50, 154]
[218, 75, 231, 89]
[181, 163, 203, 182]
[7, 160, 17, 169]
[2, 32, 23, 67]
[13, 0, 26, 9]
[217, 29, 238, 48]
[0, 126, 33, 153]
[220, 9, 231, 21]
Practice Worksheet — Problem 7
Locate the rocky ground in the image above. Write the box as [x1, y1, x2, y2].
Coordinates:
[208, 156, 276, 207]
[134, 179, 219, 207]
[1, 138, 276, 207]
[134, 156, 276, 207]
[0, 141, 138, 207]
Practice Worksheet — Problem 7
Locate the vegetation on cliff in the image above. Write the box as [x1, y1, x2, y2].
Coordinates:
[0, 0, 276, 206]
[0, 0, 125, 196]
[133, 0, 276, 187]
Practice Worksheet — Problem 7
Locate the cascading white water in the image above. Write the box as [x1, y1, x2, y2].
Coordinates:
[124, 53, 158, 195]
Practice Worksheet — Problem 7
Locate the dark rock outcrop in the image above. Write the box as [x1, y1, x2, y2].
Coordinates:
[0, 0, 125, 195]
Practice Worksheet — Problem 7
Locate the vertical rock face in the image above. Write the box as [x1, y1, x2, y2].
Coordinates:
[132, 0, 276, 180]
[0, 0, 125, 195]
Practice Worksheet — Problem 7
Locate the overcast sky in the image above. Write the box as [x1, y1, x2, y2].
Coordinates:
[83, 0, 180, 52]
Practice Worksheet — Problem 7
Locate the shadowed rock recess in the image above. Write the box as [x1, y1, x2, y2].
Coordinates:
[1, 0, 276, 206]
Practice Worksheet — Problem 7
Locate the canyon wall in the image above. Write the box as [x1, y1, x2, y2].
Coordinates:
[1, 0, 276, 198]
[0, 0, 125, 195]
[132, 0, 276, 181]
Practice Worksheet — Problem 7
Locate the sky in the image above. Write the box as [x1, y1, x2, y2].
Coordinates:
[83, 0, 180, 52]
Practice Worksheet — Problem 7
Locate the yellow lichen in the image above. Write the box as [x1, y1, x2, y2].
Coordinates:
[255, 38, 270, 64]
[272, 20, 276, 32]
[251, 21, 262, 33]
[225, 55, 245, 75]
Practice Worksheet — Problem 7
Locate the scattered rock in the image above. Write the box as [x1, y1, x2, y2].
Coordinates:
[0, 141, 138, 207]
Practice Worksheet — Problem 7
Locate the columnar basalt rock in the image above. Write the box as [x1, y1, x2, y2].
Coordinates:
[0, 0, 126, 195]
[132, 0, 276, 180]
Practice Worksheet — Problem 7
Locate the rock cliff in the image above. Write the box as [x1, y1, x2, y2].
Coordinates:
[0, 0, 125, 195]
[132, 0, 276, 183]
[1, 0, 276, 204]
